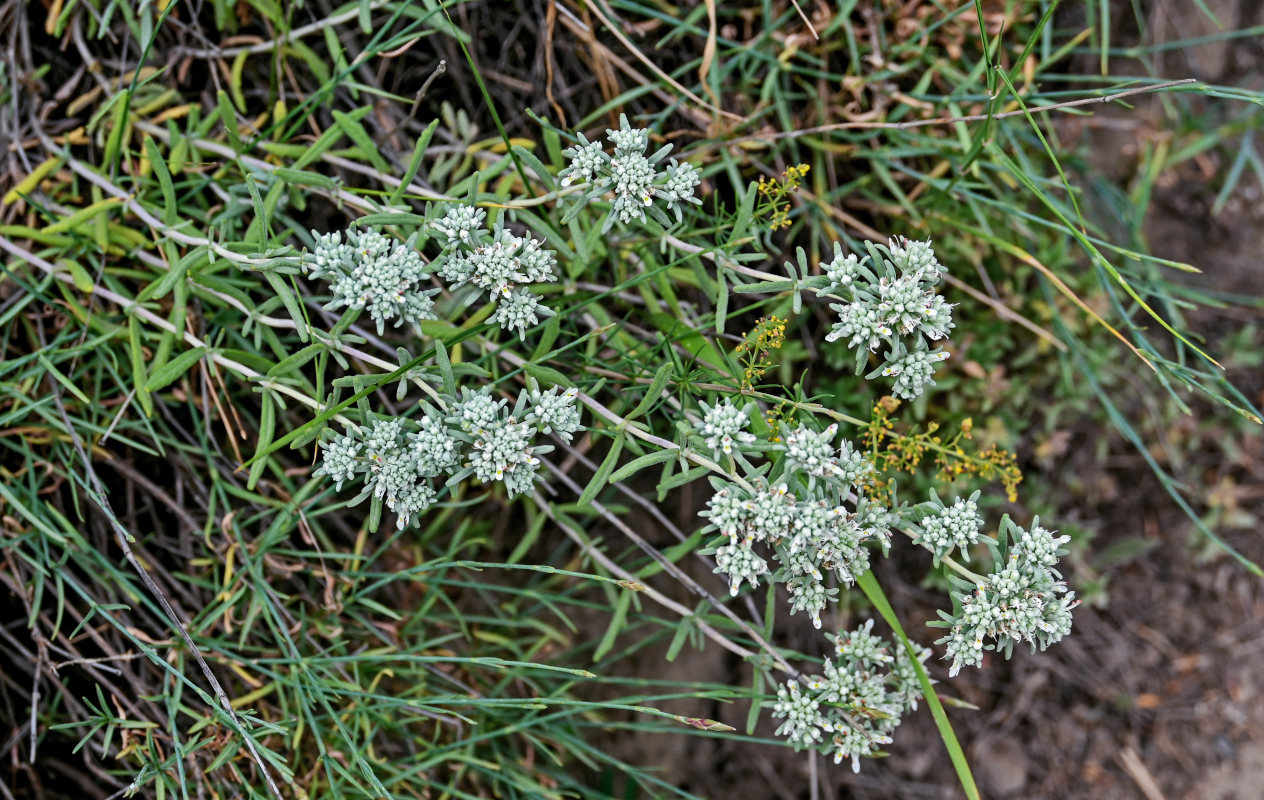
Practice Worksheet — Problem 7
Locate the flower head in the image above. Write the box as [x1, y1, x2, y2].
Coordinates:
[528, 385, 583, 442]
[432, 204, 488, 248]
[698, 398, 756, 458]
[771, 681, 825, 748]
[314, 432, 362, 490]
[557, 114, 701, 231]
[559, 134, 607, 186]
[307, 228, 437, 334]
[915, 490, 984, 564]
[873, 346, 950, 400]
[782, 423, 841, 479]
[812, 237, 955, 398]
[714, 540, 768, 596]
[492, 288, 552, 339]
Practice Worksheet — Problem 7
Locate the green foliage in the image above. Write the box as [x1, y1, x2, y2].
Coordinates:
[3, 1, 1262, 798]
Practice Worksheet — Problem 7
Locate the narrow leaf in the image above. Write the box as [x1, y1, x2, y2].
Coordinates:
[128, 317, 154, 416]
[3, 156, 63, 205]
[521, 361, 573, 388]
[510, 144, 556, 192]
[592, 589, 631, 662]
[578, 434, 625, 506]
[609, 449, 676, 484]
[857, 571, 980, 800]
[143, 137, 177, 226]
[247, 394, 275, 490]
[433, 339, 456, 396]
[217, 90, 242, 153]
[263, 272, 308, 343]
[624, 362, 673, 422]
[143, 347, 207, 393]
[389, 119, 440, 206]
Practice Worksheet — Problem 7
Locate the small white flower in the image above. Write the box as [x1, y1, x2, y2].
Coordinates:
[771, 681, 825, 748]
[782, 423, 840, 479]
[714, 540, 768, 595]
[698, 398, 756, 457]
[432, 205, 487, 248]
[307, 228, 437, 335]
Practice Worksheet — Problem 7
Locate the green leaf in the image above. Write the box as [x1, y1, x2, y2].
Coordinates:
[128, 317, 154, 416]
[578, 434, 625, 506]
[433, 339, 456, 396]
[714, 263, 729, 334]
[763, 581, 777, 641]
[274, 167, 338, 191]
[665, 615, 695, 662]
[64, 261, 94, 293]
[521, 361, 573, 389]
[646, 312, 732, 376]
[623, 362, 673, 422]
[142, 248, 195, 301]
[37, 354, 91, 406]
[729, 180, 758, 245]
[732, 279, 796, 293]
[263, 272, 309, 343]
[3, 156, 63, 206]
[288, 105, 360, 168]
[144, 137, 177, 226]
[657, 463, 709, 494]
[143, 347, 207, 393]
[530, 314, 562, 362]
[248, 394, 275, 490]
[746, 669, 764, 735]
[356, 212, 427, 227]
[267, 342, 322, 379]
[332, 109, 392, 174]
[389, 119, 440, 206]
[608, 449, 676, 484]
[511, 144, 556, 192]
[592, 588, 631, 662]
[217, 90, 242, 153]
[43, 196, 126, 235]
[857, 571, 980, 800]
[245, 172, 270, 245]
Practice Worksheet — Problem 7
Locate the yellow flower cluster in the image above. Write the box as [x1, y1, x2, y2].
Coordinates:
[735, 315, 787, 391]
[756, 164, 810, 230]
[860, 399, 1022, 505]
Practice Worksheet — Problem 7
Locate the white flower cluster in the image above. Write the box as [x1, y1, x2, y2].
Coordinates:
[913, 489, 984, 565]
[529, 383, 583, 443]
[697, 419, 885, 629]
[696, 398, 757, 458]
[312, 379, 583, 528]
[307, 228, 439, 335]
[877, 347, 950, 401]
[432, 206, 559, 340]
[772, 620, 931, 773]
[815, 238, 955, 400]
[933, 515, 1077, 676]
[304, 209, 560, 341]
[558, 114, 702, 232]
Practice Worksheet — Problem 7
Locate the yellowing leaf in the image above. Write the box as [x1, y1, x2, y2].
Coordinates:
[3, 156, 63, 205]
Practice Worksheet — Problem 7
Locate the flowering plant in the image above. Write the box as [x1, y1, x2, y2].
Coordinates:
[559, 113, 703, 231]
[313, 380, 582, 529]
[286, 117, 1075, 779]
[772, 620, 932, 772]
